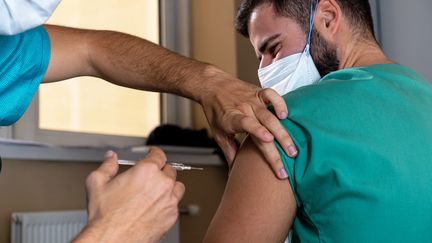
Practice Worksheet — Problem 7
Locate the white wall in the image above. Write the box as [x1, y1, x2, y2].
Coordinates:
[375, 0, 432, 82]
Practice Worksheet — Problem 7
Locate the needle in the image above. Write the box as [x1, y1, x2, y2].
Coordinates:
[117, 159, 204, 171]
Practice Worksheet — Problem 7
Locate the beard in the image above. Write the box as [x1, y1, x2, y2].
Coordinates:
[310, 28, 340, 77]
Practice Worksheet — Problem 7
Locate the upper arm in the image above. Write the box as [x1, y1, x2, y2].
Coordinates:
[203, 137, 297, 243]
[42, 25, 95, 83]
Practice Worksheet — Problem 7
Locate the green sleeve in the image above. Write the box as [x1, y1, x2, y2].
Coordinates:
[274, 117, 308, 208]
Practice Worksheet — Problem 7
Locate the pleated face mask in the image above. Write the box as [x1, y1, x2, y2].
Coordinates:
[257, 0, 321, 96]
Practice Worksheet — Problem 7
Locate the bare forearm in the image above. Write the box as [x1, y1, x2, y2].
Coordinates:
[44, 25, 226, 102]
[89, 29, 215, 100]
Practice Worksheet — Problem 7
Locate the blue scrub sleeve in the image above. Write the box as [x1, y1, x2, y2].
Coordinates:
[0, 26, 51, 125]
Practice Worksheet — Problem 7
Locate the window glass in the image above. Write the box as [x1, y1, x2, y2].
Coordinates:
[40, 0, 160, 137]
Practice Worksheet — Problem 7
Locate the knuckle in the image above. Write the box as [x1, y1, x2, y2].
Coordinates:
[261, 88, 276, 97]
[142, 161, 160, 172]
[165, 210, 179, 228]
[166, 165, 177, 177]
[258, 88, 268, 96]
[176, 182, 186, 195]
[273, 101, 286, 110]
[261, 147, 280, 164]
[248, 126, 266, 138]
[277, 131, 292, 142]
[149, 147, 167, 161]
[256, 126, 268, 135]
[269, 155, 282, 165]
[169, 196, 180, 207]
[168, 208, 179, 220]
[236, 103, 251, 114]
[157, 150, 168, 162]
[257, 110, 275, 123]
[136, 162, 161, 179]
[239, 116, 251, 128]
[160, 176, 175, 191]
[85, 171, 101, 186]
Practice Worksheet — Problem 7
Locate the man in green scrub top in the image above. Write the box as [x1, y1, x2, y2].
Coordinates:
[204, 0, 432, 242]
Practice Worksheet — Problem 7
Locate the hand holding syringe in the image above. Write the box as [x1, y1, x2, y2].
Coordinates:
[118, 159, 204, 171]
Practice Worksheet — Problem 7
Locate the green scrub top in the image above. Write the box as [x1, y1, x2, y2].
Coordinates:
[277, 64, 432, 242]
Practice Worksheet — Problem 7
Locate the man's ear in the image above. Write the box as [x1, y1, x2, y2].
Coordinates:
[313, 0, 342, 42]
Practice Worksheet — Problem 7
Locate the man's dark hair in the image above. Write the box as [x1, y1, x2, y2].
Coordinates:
[235, 0, 375, 39]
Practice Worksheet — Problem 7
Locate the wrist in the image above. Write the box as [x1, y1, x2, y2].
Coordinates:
[73, 218, 122, 243]
[73, 219, 108, 243]
[73, 217, 156, 243]
[192, 64, 234, 105]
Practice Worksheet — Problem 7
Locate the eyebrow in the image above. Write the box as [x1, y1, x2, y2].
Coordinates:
[258, 34, 281, 55]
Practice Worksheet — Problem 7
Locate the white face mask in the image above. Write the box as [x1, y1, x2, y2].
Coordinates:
[257, 0, 321, 96]
[258, 44, 320, 96]
[0, 0, 61, 35]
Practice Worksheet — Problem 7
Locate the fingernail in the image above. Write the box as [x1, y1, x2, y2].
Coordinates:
[105, 150, 115, 159]
[279, 168, 288, 179]
[288, 145, 298, 157]
[279, 111, 288, 119]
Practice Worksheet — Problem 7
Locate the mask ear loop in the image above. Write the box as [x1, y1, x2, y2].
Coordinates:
[306, 0, 318, 54]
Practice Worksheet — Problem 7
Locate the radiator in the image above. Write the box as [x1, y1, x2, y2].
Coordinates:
[11, 210, 87, 243]
[11, 210, 180, 243]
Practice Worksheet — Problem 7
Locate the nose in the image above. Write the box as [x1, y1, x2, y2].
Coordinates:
[259, 55, 272, 69]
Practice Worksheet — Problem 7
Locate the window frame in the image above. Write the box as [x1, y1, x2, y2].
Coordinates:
[12, 0, 192, 147]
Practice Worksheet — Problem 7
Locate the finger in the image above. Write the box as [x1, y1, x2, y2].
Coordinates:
[172, 181, 186, 201]
[254, 107, 298, 158]
[259, 88, 288, 119]
[250, 136, 289, 180]
[86, 150, 119, 191]
[230, 114, 274, 143]
[162, 164, 177, 180]
[214, 133, 238, 164]
[137, 147, 167, 169]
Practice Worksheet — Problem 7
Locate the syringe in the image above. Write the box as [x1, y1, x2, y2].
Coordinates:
[117, 159, 204, 171]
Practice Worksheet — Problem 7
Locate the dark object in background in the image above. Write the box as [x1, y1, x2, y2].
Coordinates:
[146, 124, 226, 162]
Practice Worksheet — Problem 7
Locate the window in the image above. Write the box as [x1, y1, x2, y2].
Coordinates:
[13, 0, 192, 147]
[41, 0, 160, 138]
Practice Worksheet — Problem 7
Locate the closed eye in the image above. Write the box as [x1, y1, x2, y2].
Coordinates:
[269, 43, 281, 59]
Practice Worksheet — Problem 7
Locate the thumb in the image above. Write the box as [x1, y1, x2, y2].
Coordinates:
[86, 151, 119, 192]
[99, 150, 119, 180]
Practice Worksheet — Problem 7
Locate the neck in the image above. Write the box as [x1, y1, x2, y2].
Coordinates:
[338, 37, 393, 69]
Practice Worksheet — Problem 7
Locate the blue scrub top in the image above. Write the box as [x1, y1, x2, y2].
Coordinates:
[0, 26, 51, 126]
